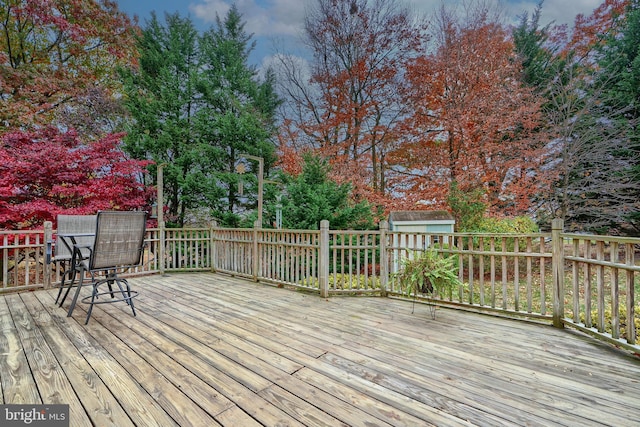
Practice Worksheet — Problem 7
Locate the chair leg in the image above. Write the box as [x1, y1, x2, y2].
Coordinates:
[67, 270, 86, 317]
[57, 264, 81, 306]
[55, 268, 74, 304]
[112, 278, 136, 315]
[124, 279, 136, 316]
[106, 272, 116, 299]
[84, 282, 100, 324]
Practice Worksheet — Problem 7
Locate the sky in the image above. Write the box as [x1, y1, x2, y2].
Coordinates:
[112, 0, 604, 68]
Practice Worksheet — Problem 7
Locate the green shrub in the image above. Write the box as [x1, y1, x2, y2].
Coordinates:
[580, 305, 640, 338]
[465, 216, 540, 255]
[299, 274, 381, 290]
[475, 216, 539, 233]
[447, 181, 487, 231]
[394, 249, 461, 298]
[431, 242, 459, 269]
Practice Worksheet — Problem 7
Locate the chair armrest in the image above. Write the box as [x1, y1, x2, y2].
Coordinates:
[73, 244, 93, 260]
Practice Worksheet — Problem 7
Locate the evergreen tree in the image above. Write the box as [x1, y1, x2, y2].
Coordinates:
[121, 8, 280, 227]
[195, 5, 280, 226]
[121, 12, 200, 226]
[513, 1, 640, 234]
[595, 0, 640, 233]
[277, 154, 374, 230]
[512, 2, 562, 94]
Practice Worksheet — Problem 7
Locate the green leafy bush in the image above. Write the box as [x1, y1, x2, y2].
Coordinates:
[580, 305, 640, 339]
[475, 216, 539, 233]
[394, 249, 461, 298]
[431, 242, 459, 270]
[447, 181, 486, 231]
[299, 274, 381, 290]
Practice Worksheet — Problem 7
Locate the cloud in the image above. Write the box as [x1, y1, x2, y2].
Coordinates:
[405, 0, 601, 27]
[189, 0, 600, 69]
[188, 0, 231, 22]
[189, 0, 307, 37]
[190, 0, 600, 39]
[498, 0, 602, 26]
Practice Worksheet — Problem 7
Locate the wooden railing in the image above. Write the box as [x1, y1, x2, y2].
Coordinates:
[0, 229, 48, 292]
[561, 233, 639, 350]
[211, 227, 255, 278]
[327, 229, 384, 294]
[1, 218, 638, 352]
[386, 230, 554, 318]
[163, 228, 212, 271]
[0, 226, 213, 291]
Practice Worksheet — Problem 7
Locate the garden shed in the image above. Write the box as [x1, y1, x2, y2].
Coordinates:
[388, 210, 456, 273]
[388, 210, 455, 235]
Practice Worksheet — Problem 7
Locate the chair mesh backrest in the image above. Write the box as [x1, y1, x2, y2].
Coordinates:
[55, 215, 97, 260]
[90, 211, 147, 270]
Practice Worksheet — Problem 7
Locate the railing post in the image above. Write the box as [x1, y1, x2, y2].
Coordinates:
[159, 221, 166, 276]
[157, 163, 167, 276]
[319, 220, 330, 298]
[552, 218, 565, 328]
[252, 220, 260, 281]
[210, 221, 217, 273]
[379, 220, 388, 297]
[44, 221, 53, 289]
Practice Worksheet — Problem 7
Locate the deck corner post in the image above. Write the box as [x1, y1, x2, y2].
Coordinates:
[44, 221, 53, 289]
[319, 220, 330, 298]
[552, 218, 565, 328]
[252, 220, 260, 281]
[210, 220, 217, 273]
[379, 220, 389, 297]
[158, 220, 166, 276]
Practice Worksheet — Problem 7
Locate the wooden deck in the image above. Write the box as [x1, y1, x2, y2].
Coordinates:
[1, 273, 639, 426]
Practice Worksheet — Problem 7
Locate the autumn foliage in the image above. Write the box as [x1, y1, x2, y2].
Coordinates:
[0, 0, 149, 231]
[0, 0, 138, 130]
[2, 0, 639, 234]
[276, 0, 427, 207]
[0, 128, 152, 229]
[568, 0, 629, 58]
[279, 1, 545, 216]
[400, 6, 543, 215]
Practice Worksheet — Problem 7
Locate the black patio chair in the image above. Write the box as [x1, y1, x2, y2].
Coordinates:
[62, 211, 147, 324]
[54, 214, 97, 304]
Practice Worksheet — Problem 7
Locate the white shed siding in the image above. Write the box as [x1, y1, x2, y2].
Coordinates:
[388, 211, 456, 273]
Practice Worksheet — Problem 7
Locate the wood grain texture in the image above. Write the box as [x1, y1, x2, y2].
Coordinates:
[2, 272, 639, 427]
[0, 297, 40, 405]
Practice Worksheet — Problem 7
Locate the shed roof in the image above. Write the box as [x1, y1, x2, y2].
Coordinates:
[388, 210, 454, 222]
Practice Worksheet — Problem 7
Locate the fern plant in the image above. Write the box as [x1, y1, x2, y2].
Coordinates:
[395, 249, 461, 298]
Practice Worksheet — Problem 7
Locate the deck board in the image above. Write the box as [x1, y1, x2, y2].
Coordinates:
[0, 296, 40, 405]
[2, 272, 640, 426]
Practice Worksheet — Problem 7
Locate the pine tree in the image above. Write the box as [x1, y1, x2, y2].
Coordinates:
[121, 8, 280, 227]
[195, 5, 280, 227]
[513, 0, 640, 234]
[121, 12, 200, 226]
[512, 2, 566, 96]
[278, 154, 374, 230]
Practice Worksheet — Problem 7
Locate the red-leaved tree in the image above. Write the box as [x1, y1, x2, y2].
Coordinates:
[0, 127, 153, 229]
[399, 3, 543, 215]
